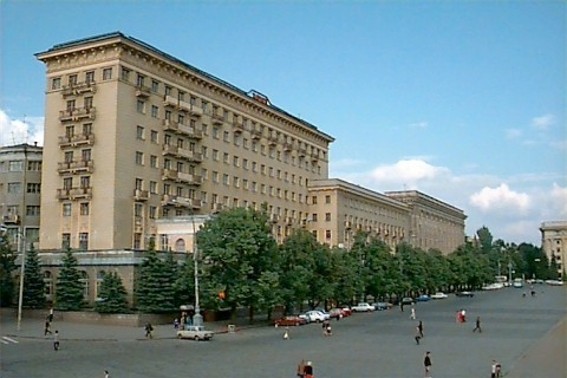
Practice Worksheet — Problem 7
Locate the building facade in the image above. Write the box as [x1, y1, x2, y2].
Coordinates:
[33, 32, 467, 305]
[0, 143, 43, 248]
[384, 190, 466, 254]
[540, 221, 566, 279]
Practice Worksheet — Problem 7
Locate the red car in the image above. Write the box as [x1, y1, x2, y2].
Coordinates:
[329, 307, 352, 318]
[274, 315, 307, 327]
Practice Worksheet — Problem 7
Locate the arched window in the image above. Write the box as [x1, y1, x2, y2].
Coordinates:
[43, 271, 53, 300]
[174, 238, 186, 252]
[79, 271, 89, 299]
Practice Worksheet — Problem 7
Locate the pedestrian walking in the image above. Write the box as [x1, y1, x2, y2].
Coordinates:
[423, 351, 432, 378]
[48, 307, 54, 323]
[324, 323, 332, 336]
[104, 370, 110, 378]
[144, 322, 153, 339]
[473, 316, 482, 333]
[303, 361, 314, 378]
[283, 327, 289, 340]
[414, 325, 421, 345]
[173, 318, 180, 330]
[418, 320, 424, 338]
[491, 359, 502, 378]
[44, 318, 53, 336]
[53, 330, 60, 351]
[410, 307, 416, 320]
[297, 359, 306, 378]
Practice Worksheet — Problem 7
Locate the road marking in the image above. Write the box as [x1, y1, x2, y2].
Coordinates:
[1, 336, 19, 344]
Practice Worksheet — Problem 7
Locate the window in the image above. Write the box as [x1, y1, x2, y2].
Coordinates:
[312, 230, 318, 239]
[8, 160, 24, 172]
[325, 195, 331, 204]
[149, 181, 158, 194]
[212, 126, 220, 139]
[62, 233, 71, 250]
[243, 159, 249, 170]
[136, 100, 145, 114]
[80, 176, 90, 188]
[7, 183, 21, 193]
[252, 162, 257, 172]
[135, 151, 144, 165]
[79, 232, 89, 250]
[251, 182, 257, 192]
[223, 174, 229, 185]
[81, 149, 91, 162]
[27, 183, 41, 193]
[325, 230, 331, 240]
[85, 71, 95, 84]
[134, 203, 143, 217]
[223, 131, 230, 142]
[51, 77, 61, 90]
[164, 85, 172, 96]
[150, 155, 158, 168]
[212, 149, 219, 161]
[234, 176, 240, 188]
[212, 171, 219, 183]
[135, 178, 143, 190]
[103, 68, 112, 80]
[62, 203, 72, 216]
[83, 123, 92, 135]
[63, 177, 73, 190]
[149, 206, 157, 219]
[312, 196, 317, 204]
[223, 152, 229, 164]
[80, 203, 90, 216]
[312, 213, 318, 222]
[150, 130, 158, 143]
[201, 146, 208, 158]
[26, 206, 40, 216]
[325, 213, 331, 222]
[151, 105, 158, 118]
[68, 74, 78, 85]
[136, 74, 145, 87]
[66, 99, 75, 111]
[233, 156, 239, 167]
[136, 125, 145, 140]
[121, 67, 130, 81]
[151, 80, 159, 92]
[27, 161, 42, 171]
[261, 164, 266, 175]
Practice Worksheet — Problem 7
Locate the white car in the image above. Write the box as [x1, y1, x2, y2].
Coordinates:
[351, 302, 376, 312]
[299, 310, 330, 323]
[431, 292, 448, 299]
[176, 325, 214, 341]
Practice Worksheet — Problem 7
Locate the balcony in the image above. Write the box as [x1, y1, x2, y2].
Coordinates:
[345, 221, 352, 230]
[285, 217, 293, 226]
[283, 143, 293, 152]
[162, 195, 201, 209]
[61, 81, 97, 97]
[57, 188, 71, 200]
[212, 203, 225, 213]
[69, 187, 93, 200]
[211, 111, 224, 125]
[162, 169, 202, 185]
[163, 95, 178, 108]
[163, 120, 203, 139]
[58, 133, 95, 148]
[134, 216, 144, 233]
[298, 147, 307, 158]
[134, 189, 149, 201]
[2, 214, 20, 224]
[162, 145, 202, 162]
[135, 85, 151, 98]
[270, 214, 280, 223]
[57, 160, 94, 175]
[251, 128, 262, 140]
[233, 119, 245, 133]
[59, 107, 97, 122]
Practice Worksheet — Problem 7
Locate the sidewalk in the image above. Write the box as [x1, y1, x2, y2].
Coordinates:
[1, 314, 268, 341]
[506, 315, 567, 378]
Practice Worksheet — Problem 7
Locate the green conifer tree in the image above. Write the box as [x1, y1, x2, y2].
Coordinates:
[0, 235, 17, 307]
[95, 271, 128, 313]
[55, 248, 84, 311]
[23, 244, 46, 308]
[136, 245, 177, 313]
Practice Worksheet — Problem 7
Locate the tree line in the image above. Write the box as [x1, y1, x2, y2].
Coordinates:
[0, 208, 561, 318]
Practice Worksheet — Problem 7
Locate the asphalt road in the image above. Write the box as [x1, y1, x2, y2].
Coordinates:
[1, 285, 565, 378]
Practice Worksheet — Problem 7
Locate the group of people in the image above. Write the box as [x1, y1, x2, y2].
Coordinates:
[43, 308, 60, 351]
[296, 359, 314, 378]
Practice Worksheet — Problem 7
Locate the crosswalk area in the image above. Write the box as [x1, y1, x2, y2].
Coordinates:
[1, 336, 19, 345]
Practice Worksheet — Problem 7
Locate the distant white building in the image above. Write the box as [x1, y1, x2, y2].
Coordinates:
[540, 221, 567, 279]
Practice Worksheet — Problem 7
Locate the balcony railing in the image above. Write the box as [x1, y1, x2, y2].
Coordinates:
[162, 169, 202, 185]
[212, 203, 225, 213]
[58, 133, 95, 148]
[2, 214, 20, 224]
[61, 81, 97, 97]
[162, 195, 202, 209]
[163, 95, 178, 108]
[59, 107, 96, 122]
[135, 85, 151, 98]
[211, 111, 224, 125]
[69, 187, 93, 200]
[162, 119, 202, 139]
[134, 189, 149, 201]
[251, 128, 262, 140]
[57, 160, 94, 174]
[57, 188, 71, 200]
[162, 145, 202, 162]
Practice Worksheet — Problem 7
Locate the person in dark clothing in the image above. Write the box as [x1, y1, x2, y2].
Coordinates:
[418, 320, 424, 338]
[473, 316, 482, 333]
[44, 318, 53, 336]
[414, 325, 421, 345]
[144, 323, 153, 339]
[423, 351, 432, 377]
[53, 330, 60, 351]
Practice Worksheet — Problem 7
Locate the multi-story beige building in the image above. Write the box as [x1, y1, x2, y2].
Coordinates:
[384, 190, 466, 254]
[540, 221, 566, 279]
[34, 32, 467, 304]
[36, 32, 334, 253]
[307, 179, 410, 250]
[0, 143, 43, 248]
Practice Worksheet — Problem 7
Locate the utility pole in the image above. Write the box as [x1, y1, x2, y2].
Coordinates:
[17, 143, 29, 332]
[190, 215, 203, 326]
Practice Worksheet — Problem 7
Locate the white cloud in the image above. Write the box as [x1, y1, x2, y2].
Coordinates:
[369, 159, 449, 185]
[531, 114, 555, 131]
[408, 121, 428, 129]
[505, 128, 522, 139]
[0, 109, 44, 146]
[469, 184, 531, 214]
[550, 183, 567, 217]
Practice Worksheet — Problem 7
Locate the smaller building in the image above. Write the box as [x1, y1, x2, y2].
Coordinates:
[540, 221, 567, 279]
[156, 215, 211, 253]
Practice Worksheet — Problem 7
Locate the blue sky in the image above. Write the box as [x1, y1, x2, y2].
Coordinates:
[1, 1, 565, 245]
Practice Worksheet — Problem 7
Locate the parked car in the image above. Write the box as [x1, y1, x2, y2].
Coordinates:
[545, 279, 564, 286]
[299, 310, 330, 323]
[416, 294, 431, 302]
[431, 292, 448, 299]
[455, 291, 474, 297]
[372, 302, 392, 311]
[176, 325, 214, 341]
[400, 297, 415, 306]
[351, 302, 376, 312]
[274, 315, 307, 327]
[340, 306, 353, 317]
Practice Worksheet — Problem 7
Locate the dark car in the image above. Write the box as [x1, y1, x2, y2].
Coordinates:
[274, 315, 307, 327]
[372, 302, 392, 311]
[455, 291, 474, 297]
[401, 297, 415, 306]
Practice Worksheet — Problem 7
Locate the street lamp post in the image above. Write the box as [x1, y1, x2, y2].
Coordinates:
[16, 230, 26, 331]
[190, 216, 203, 326]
